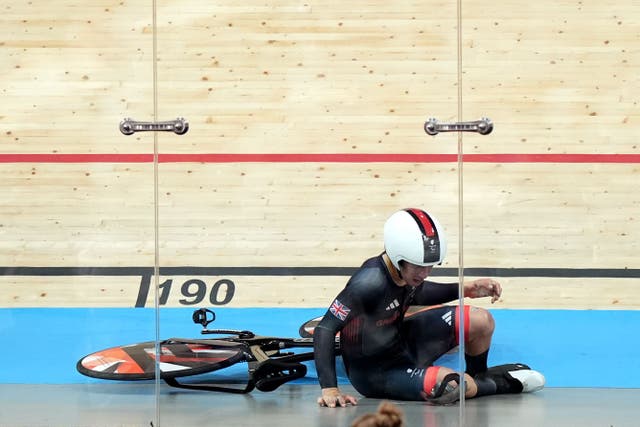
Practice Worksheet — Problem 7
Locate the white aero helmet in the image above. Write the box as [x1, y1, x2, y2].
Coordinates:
[384, 208, 448, 270]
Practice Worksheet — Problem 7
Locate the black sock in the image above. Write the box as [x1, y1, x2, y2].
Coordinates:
[465, 350, 489, 376]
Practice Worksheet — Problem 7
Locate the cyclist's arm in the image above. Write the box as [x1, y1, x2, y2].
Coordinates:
[412, 280, 459, 305]
[313, 317, 341, 389]
[314, 320, 358, 407]
[314, 290, 360, 407]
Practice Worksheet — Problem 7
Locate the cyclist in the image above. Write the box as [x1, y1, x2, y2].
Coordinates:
[313, 208, 545, 407]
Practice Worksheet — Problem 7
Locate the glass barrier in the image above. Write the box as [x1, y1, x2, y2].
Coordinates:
[0, 1, 159, 425]
[4, 0, 636, 426]
[155, 0, 463, 425]
[462, 0, 640, 424]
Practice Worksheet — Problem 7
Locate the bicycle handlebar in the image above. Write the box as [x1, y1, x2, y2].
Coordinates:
[201, 328, 256, 338]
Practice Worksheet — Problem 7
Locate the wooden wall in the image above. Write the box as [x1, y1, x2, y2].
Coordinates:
[1, 0, 638, 310]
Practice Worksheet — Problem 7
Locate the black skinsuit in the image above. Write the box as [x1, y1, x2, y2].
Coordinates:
[313, 254, 461, 400]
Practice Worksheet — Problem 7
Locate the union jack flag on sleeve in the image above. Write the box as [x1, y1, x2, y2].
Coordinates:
[329, 299, 351, 321]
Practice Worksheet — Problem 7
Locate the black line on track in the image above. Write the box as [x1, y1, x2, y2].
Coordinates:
[1, 266, 639, 278]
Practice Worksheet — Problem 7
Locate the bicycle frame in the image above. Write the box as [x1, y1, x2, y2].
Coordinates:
[77, 308, 339, 394]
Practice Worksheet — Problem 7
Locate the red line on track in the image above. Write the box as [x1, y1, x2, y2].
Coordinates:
[0, 153, 639, 163]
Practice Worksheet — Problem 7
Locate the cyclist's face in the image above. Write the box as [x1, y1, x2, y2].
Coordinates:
[399, 262, 433, 287]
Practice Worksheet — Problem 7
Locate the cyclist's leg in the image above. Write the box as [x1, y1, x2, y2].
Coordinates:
[464, 306, 495, 376]
[347, 355, 474, 403]
[402, 306, 458, 366]
[346, 354, 428, 401]
[402, 307, 545, 398]
[419, 364, 545, 401]
[403, 305, 495, 375]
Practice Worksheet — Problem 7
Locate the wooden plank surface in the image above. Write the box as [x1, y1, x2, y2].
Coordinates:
[3, 274, 639, 310]
[0, 0, 638, 310]
[5, 162, 636, 268]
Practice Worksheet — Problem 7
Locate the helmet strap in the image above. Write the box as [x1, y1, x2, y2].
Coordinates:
[382, 253, 404, 286]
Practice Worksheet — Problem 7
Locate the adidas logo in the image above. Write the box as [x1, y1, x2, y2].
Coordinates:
[385, 299, 400, 311]
[441, 311, 452, 325]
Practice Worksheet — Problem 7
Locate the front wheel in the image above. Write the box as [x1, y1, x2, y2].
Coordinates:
[76, 339, 247, 381]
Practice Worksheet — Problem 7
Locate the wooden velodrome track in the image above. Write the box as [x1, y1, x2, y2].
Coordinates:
[1, 0, 638, 314]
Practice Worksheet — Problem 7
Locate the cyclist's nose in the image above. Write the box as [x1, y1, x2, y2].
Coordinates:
[417, 266, 433, 279]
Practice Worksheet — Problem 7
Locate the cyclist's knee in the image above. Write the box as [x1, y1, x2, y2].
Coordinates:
[468, 307, 495, 338]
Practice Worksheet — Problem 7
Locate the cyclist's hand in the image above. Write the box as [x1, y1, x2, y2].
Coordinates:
[317, 387, 358, 408]
[464, 278, 502, 303]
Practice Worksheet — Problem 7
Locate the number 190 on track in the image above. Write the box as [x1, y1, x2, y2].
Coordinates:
[135, 275, 236, 307]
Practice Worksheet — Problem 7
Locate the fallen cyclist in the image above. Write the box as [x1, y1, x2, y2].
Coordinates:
[313, 208, 545, 406]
